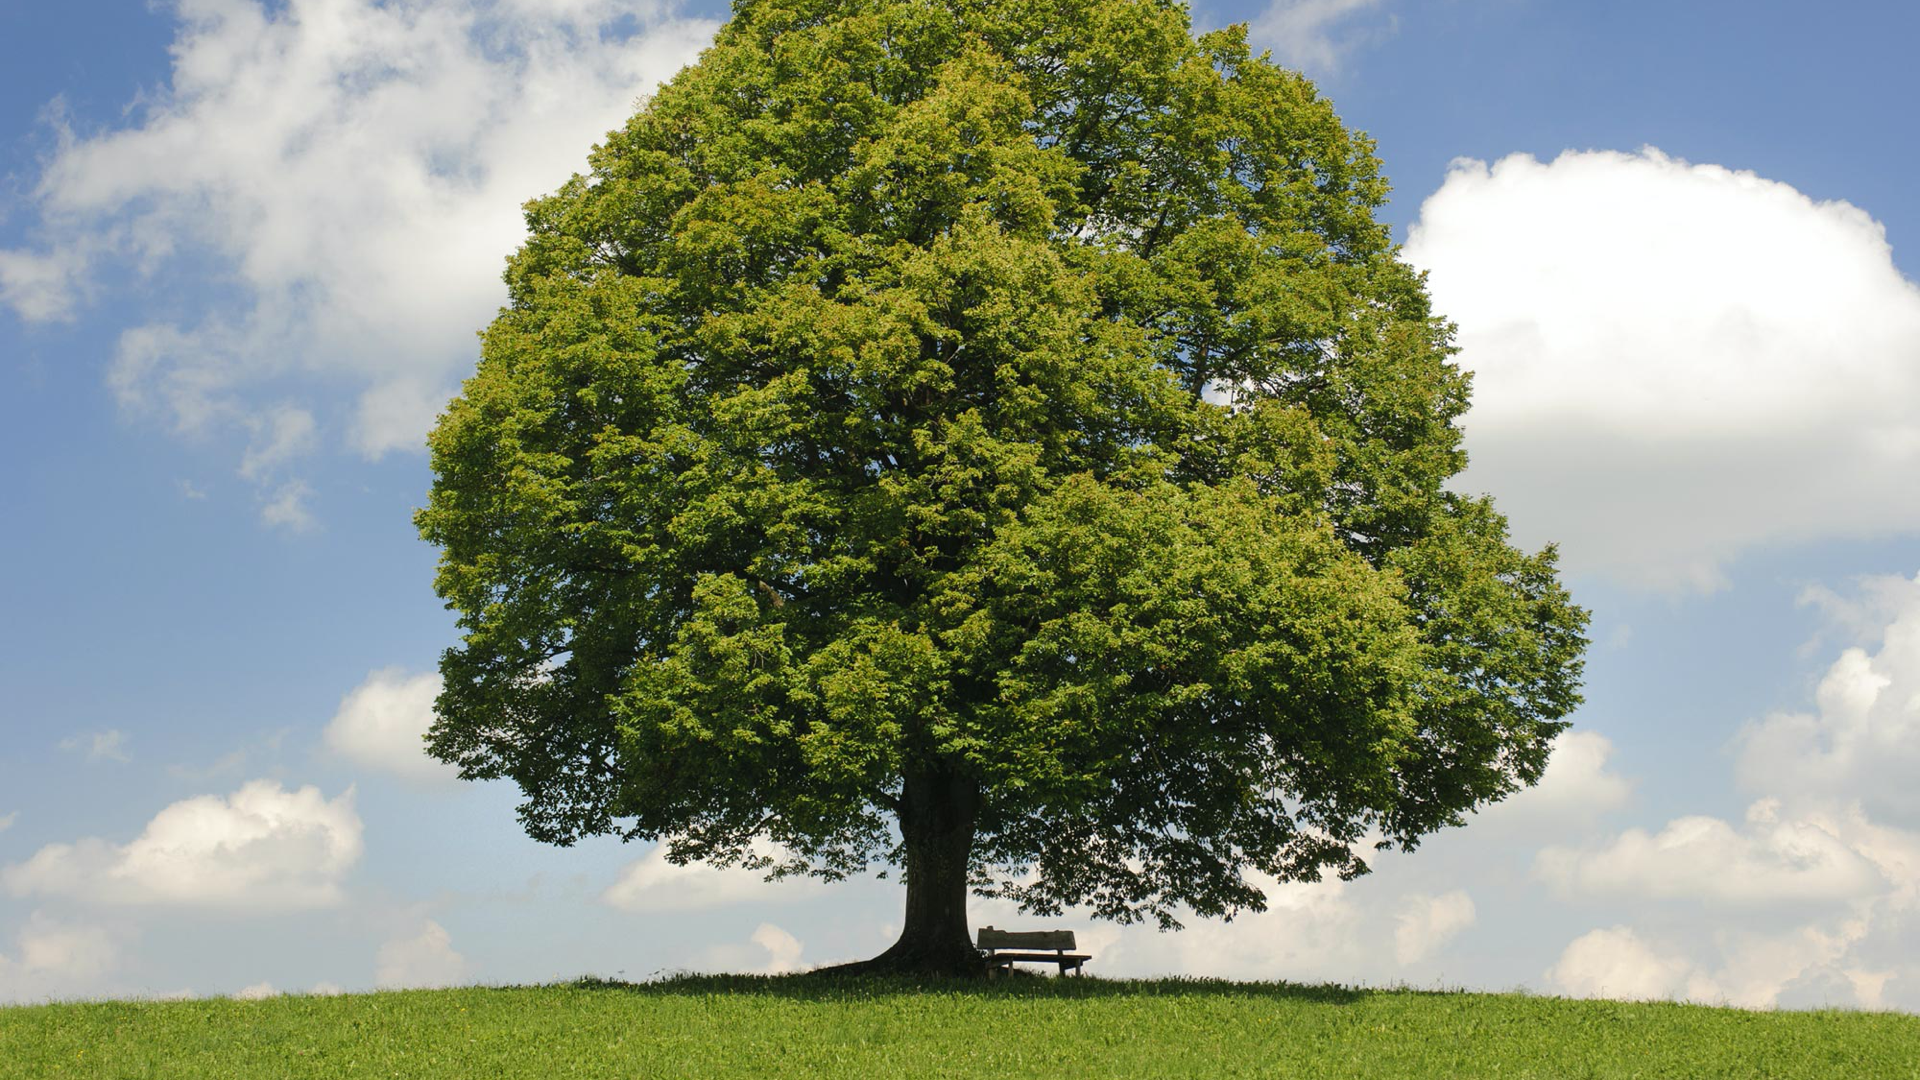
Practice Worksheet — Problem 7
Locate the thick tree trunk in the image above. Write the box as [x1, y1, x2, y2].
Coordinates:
[824, 767, 985, 976]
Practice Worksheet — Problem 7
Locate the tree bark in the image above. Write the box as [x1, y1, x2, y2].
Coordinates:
[825, 766, 985, 976]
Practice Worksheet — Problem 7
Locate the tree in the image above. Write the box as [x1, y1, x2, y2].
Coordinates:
[417, 0, 1588, 975]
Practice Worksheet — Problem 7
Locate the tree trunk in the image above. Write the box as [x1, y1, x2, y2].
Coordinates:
[826, 767, 985, 976]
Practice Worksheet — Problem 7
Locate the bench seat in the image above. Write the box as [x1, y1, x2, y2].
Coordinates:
[982, 950, 1092, 975]
[976, 927, 1090, 976]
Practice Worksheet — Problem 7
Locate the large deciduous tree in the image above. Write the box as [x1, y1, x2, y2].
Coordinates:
[417, 0, 1588, 975]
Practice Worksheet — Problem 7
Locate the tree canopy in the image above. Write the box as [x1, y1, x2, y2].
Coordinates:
[417, 0, 1588, 972]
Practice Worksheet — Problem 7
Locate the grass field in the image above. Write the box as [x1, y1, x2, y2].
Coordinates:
[3, 974, 1915, 1079]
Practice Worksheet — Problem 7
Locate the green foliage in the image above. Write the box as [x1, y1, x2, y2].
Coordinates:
[418, 0, 1588, 927]
[7, 980, 1916, 1080]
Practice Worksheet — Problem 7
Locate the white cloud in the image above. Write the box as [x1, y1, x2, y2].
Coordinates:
[1845, 968, 1898, 1010]
[602, 841, 827, 914]
[751, 923, 805, 974]
[1393, 890, 1475, 965]
[1544, 916, 1904, 1010]
[308, 980, 345, 996]
[260, 480, 316, 532]
[1532, 793, 1920, 1008]
[1251, 0, 1390, 73]
[238, 405, 317, 481]
[5, 0, 717, 465]
[1546, 926, 1713, 1002]
[1530, 580, 1920, 1010]
[2, 780, 362, 910]
[690, 921, 814, 975]
[1713, 919, 1877, 1009]
[0, 812, 14, 833]
[1096, 876, 1367, 981]
[1738, 573, 1920, 823]
[0, 913, 122, 1003]
[13, 915, 119, 979]
[60, 729, 131, 763]
[1796, 573, 1920, 651]
[1535, 799, 1887, 907]
[233, 981, 279, 1000]
[324, 667, 457, 785]
[108, 319, 249, 437]
[1482, 730, 1633, 821]
[0, 246, 86, 322]
[375, 920, 468, 989]
[1127, 875, 1474, 981]
[1405, 149, 1920, 591]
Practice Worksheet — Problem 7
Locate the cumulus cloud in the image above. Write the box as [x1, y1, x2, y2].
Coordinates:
[1536, 795, 1920, 1008]
[2, 780, 362, 910]
[324, 667, 457, 785]
[1546, 926, 1712, 1002]
[751, 923, 806, 974]
[602, 841, 827, 914]
[375, 920, 468, 989]
[1077, 875, 1367, 981]
[689, 922, 813, 975]
[1738, 573, 1920, 823]
[1405, 149, 1920, 591]
[1716, 920, 1884, 1010]
[0, 913, 122, 1003]
[1252, 0, 1391, 73]
[1535, 799, 1888, 907]
[1392, 890, 1475, 965]
[1796, 573, 1920, 649]
[1544, 917, 1905, 1010]
[1481, 730, 1633, 823]
[4, 0, 717, 469]
[1532, 578, 1920, 1010]
[13, 918, 118, 978]
[0, 812, 16, 833]
[233, 981, 279, 1000]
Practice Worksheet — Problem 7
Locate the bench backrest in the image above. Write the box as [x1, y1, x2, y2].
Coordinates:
[977, 927, 1076, 951]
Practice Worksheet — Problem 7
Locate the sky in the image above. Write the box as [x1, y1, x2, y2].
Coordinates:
[3, 0, 1919, 1009]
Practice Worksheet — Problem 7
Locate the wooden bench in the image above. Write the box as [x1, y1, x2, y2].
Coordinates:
[976, 927, 1091, 977]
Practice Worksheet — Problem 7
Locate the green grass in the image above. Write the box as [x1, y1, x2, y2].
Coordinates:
[3, 974, 1915, 1079]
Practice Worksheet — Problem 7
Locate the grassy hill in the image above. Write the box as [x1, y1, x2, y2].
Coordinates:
[3, 974, 1915, 1079]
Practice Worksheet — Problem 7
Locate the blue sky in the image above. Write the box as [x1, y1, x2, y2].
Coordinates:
[4, 0, 1920, 1007]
